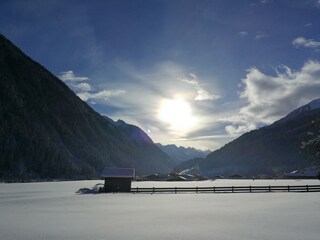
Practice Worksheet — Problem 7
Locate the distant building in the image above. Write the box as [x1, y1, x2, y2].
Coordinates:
[101, 168, 135, 192]
[229, 174, 243, 179]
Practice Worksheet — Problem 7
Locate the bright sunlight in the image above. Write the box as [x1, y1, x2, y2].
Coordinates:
[158, 98, 196, 133]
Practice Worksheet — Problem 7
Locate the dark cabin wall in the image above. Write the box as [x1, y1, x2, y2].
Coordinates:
[104, 177, 132, 192]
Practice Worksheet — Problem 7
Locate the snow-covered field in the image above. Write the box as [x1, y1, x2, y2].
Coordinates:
[0, 179, 319, 240]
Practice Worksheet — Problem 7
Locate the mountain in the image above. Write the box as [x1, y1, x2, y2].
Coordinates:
[173, 157, 203, 175]
[199, 99, 320, 177]
[0, 34, 174, 181]
[156, 143, 211, 163]
[106, 118, 154, 145]
[283, 99, 320, 121]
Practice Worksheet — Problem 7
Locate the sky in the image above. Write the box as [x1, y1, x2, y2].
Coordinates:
[1, 0, 320, 150]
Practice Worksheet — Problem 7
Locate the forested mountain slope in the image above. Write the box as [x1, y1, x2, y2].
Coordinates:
[201, 99, 320, 177]
[0, 34, 173, 181]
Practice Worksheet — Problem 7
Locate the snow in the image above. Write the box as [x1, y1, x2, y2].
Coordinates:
[132, 179, 319, 188]
[309, 98, 320, 110]
[0, 180, 320, 240]
[284, 98, 320, 121]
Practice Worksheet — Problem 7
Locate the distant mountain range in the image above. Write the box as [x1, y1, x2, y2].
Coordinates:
[156, 143, 211, 164]
[0, 34, 174, 181]
[198, 99, 320, 177]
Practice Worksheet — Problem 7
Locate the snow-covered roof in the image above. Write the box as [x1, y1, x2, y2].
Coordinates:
[284, 167, 319, 177]
[101, 168, 135, 178]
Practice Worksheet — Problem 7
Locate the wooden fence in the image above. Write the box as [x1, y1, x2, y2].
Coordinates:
[130, 185, 320, 194]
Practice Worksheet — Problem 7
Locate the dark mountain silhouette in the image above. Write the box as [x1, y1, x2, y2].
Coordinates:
[200, 99, 320, 177]
[173, 157, 203, 174]
[0, 34, 173, 181]
[156, 143, 210, 164]
[107, 118, 154, 145]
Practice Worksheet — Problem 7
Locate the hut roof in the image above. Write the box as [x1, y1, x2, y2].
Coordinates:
[101, 168, 135, 178]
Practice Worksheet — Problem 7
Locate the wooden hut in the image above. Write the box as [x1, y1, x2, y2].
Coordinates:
[101, 168, 135, 192]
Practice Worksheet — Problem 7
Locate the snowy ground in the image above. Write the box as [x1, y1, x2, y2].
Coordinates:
[0, 180, 319, 240]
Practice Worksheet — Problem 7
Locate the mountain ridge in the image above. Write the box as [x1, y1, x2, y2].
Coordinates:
[276, 98, 320, 124]
[104, 117, 154, 145]
[156, 143, 211, 164]
[199, 99, 320, 177]
[0, 34, 174, 181]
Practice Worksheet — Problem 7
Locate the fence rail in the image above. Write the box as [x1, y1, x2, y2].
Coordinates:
[130, 185, 320, 194]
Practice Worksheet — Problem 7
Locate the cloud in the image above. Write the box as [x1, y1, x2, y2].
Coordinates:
[225, 124, 257, 136]
[238, 31, 248, 38]
[56, 64, 221, 150]
[304, 23, 312, 27]
[224, 61, 320, 135]
[238, 31, 267, 40]
[77, 89, 125, 101]
[59, 70, 89, 82]
[292, 37, 320, 49]
[182, 73, 220, 101]
[249, 0, 272, 7]
[58, 70, 92, 92]
[260, 0, 272, 4]
[237, 31, 267, 40]
[100, 60, 224, 146]
[58, 70, 125, 103]
[255, 31, 267, 40]
[73, 82, 92, 92]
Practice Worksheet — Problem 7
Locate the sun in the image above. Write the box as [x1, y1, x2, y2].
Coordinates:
[158, 98, 195, 132]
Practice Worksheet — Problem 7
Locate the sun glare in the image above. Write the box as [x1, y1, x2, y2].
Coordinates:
[158, 98, 195, 132]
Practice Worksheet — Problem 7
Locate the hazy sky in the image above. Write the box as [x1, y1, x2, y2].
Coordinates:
[1, 0, 320, 150]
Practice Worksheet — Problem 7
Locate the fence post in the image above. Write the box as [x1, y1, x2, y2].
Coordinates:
[249, 185, 252, 193]
[269, 185, 271, 192]
[307, 185, 309, 192]
[213, 186, 215, 193]
[153, 187, 155, 193]
[232, 186, 234, 193]
[175, 187, 177, 194]
[136, 187, 138, 193]
[196, 186, 198, 193]
[288, 185, 290, 192]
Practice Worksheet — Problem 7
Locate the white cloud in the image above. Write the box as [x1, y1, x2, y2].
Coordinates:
[224, 61, 320, 135]
[255, 31, 267, 40]
[260, 0, 272, 4]
[238, 31, 267, 40]
[58, 70, 124, 103]
[304, 23, 312, 28]
[238, 31, 248, 38]
[59, 70, 89, 82]
[225, 124, 256, 136]
[77, 89, 125, 101]
[182, 73, 220, 101]
[58, 70, 92, 92]
[292, 37, 320, 49]
[73, 82, 92, 92]
[241, 61, 320, 121]
[106, 61, 225, 144]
